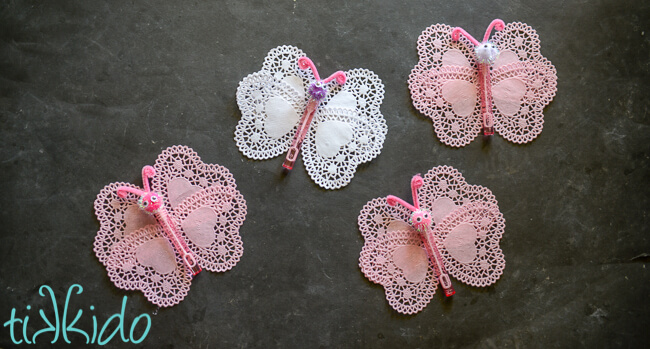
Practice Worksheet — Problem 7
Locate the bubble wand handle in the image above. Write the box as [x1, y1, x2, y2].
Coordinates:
[155, 208, 202, 276]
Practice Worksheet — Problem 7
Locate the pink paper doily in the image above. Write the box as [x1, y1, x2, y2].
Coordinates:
[94, 145, 246, 307]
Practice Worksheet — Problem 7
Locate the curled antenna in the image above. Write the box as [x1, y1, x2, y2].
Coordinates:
[451, 27, 480, 46]
[117, 165, 156, 198]
[298, 57, 321, 81]
[117, 186, 145, 198]
[298, 56, 347, 85]
[483, 19, 505, 42]
[410, 175, 424, 210]
[322, 71, 346, 85]
[141, 165, 156, 192]
[387, 195, 417, 212]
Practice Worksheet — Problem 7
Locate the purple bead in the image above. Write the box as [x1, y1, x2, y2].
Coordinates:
[308, 83, 327, 100]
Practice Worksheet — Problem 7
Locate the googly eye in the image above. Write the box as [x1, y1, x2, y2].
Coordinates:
[150, 195, 158, 202]
[416, 217, 422, 222]
[143, 201, 149, 207]
[423, 213, 429, 219]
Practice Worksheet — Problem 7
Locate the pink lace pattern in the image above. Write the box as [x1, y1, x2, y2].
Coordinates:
[94, 146, 247, 307]
[408, 22, 557, 147]
[358, 166, 505, 314]
[235, 45, 387, 189]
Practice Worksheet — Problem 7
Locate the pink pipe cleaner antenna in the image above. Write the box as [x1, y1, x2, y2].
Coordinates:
[387, 195, 417, 212]
[386, 174, 455, 297]
[452, 19, 506, 46]
[117, 186, 145, 198]
[451, 20, 505, 136]
[117, 165, 156, 198]
[387, 175, 424, 212]
[298, 56, 347, 85]
[298, 57, 321, 81]
[483, 19, 505, 42]
[282, 56, 346, 170]
[141, 165, 155, 192]
[451, 27, 480, 46]
[322, 71, 346, 85]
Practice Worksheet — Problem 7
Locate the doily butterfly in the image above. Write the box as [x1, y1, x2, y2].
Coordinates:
[358, 166, 505, 314]
[94, 146, 246, 307]
[235, 45, 387, 189]
[409, 19, 557, 147]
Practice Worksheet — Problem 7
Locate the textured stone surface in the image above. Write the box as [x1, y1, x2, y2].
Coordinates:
[0, 0, 648, 347]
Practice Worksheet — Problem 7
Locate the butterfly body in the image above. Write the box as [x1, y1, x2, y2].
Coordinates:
[94, 146, 246, 307]
[359, 166, 505, 314]
[421, 229, 455, 297]
[409, 20, 557, 147]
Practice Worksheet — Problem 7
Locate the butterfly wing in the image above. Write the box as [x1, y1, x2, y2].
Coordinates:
[302, 69, 387, 189]
[490, 22, 558, 144]
[235, 45, 315, 159]
[150, 145, 237, 206]
[409, 24, 482, 147]
[373, 230, 438, 315]
[433, 202, 505, 287]
[358, 197, 414, 285]
[105, 224, 192, 307]
[418, 165, 499, 219]
[150, 145, 246, 271]
[172, 185, 246, 272]
[94, 182, 157, 265]
[416, 165, 505, 287]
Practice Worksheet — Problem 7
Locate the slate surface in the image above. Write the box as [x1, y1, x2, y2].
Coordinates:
[1, 0, 648, 347]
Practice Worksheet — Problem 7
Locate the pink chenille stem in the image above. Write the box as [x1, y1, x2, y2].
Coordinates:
[141, 166, 155, 191]
[421, 229, 455, 297]
[478, 63, 495, 135]
[155, 208, 202, 276]
[283, 56, 346, 170]
[282, 98, 320, 170]
[118, 165, 201, 277]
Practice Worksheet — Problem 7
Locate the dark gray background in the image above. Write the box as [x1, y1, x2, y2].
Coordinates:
[1, 0, 648, 347]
